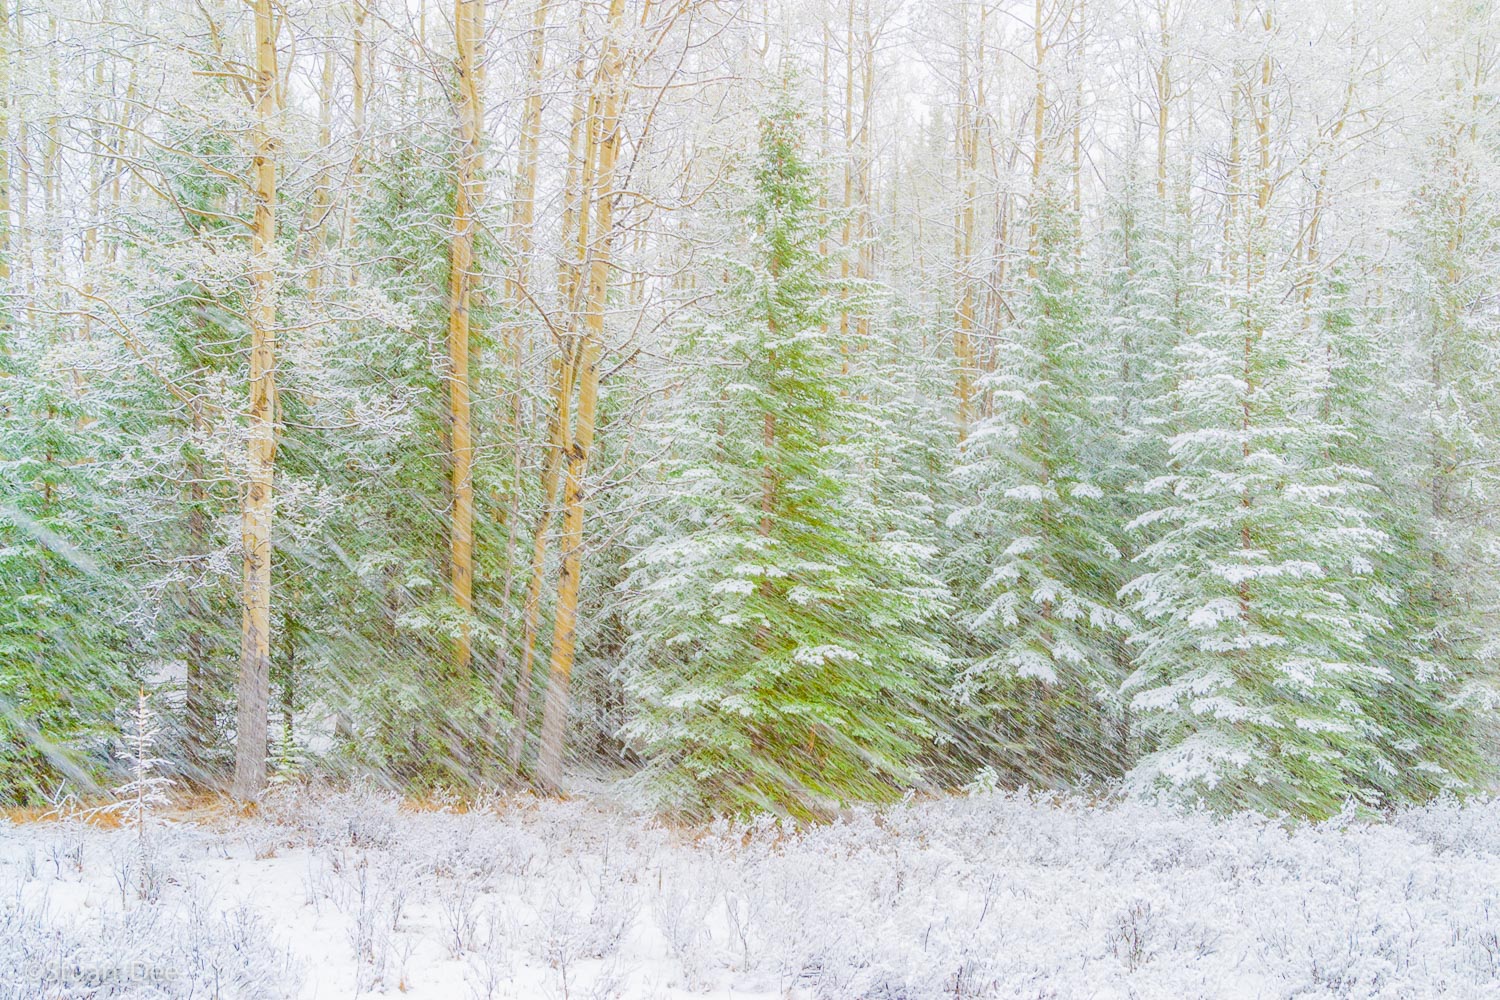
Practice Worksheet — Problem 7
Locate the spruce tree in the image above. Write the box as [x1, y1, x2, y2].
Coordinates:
[1311, 271, 1483, 801]
[620, 87, 947, 819]
[946, 188, 1129, 784]
[0, 320, 130, 802]
[1121, 217, 1391, 818]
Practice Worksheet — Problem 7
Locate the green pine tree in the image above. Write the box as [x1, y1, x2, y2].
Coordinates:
[946, 188, 1129, 785]
[620, 87, 947, 820]
[1122, 217, 1391, 818]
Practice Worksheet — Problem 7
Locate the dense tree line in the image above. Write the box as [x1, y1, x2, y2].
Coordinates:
[1, 0, 1496, 820]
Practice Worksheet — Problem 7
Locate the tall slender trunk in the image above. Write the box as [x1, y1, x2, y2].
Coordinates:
[507, 0, 548, 319]
[80, 3, 108, 344]
[1029, 0, 1047, 263]
[818, 17, 830, 335]
[308, 46, 335, 294]
[855, 4, 873, 347]
[507, 351, 574, 770]
[448, 0, 484, 677]
[183, 395, 213, 780]
[953, 6, 976, 440]
[0, 0, 11, 289]
[346, 0, 366, 271]
[232, 0, 279, 801]
[535, 0, 630, 791]
[42, 14, 56, 329]
[1236, 2, 1273, 624]
[508, 20, 592, 773]
[280, 618, 296, 752]
[1225, 0, 1243, 253]
[492, 0, 550, 741]
[1155, 0, 1171, 200]
[838, 0, 854, 372]
[1071, 0, 1083, 241]
[13, 2, 25, 306]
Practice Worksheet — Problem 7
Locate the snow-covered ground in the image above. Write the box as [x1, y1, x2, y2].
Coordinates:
[4, 788, 1500, 999]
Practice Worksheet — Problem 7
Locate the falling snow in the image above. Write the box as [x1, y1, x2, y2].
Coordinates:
[6, 787, 1500, 999]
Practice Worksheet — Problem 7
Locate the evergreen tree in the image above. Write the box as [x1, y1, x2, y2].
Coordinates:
[946, 188, 1129, 785]
[1311, 271, 1483, 801]
[1121, 217, 1392, 818]
[0, 318, 130, 803]
[1092, 177, 1200, 772]
[620, 88, 947, 819]
[1379, 30, 1500, 788]
[322, 127, 510, 787]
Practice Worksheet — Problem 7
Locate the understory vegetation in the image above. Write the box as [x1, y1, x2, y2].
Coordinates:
[6, 787, 1500, 998]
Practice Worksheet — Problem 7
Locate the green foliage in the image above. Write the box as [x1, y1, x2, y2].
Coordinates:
[312, 125, 514, 787]
[945, 188, 1129, 785]
[621, 90, 948, 820]
[1121, 216, 1397, 818]
[0, 324, 132, 804]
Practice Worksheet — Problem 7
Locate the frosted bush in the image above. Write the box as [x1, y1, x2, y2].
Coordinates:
[583, 864, 636, 959]
[5, 788, 1500, 998]
[0, 879, 301, 998]
[438, 874, 482, 957]
[465, 905, 513, 1000]
[650, 863, 717, 989]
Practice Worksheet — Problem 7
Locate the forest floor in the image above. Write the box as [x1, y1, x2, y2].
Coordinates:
[3, 784, 1500, 999]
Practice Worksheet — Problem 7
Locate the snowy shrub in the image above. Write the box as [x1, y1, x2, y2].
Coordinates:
[530, 887, 589, 989]
[4, 788, 1500, 998]
[1393, 793, 1500, 857]
[583, 865, 636, 959]
[342, 794, 400, 849]
[465, 905, 513, 1000]
[438, 873, 482, 957]
[1107, 897, 1159, 971]
[342, 883, 390, 987]
[651, 865, 717, 988]
[0, 879, 301, 998]
[44, 824, 87, 879]
[109, 835, 169, 905]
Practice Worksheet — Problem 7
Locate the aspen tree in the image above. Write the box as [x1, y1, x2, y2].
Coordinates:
[1224, 0, 1244, 253]
[233, 0, 281, 801]
[183, 392, 213, 778]
[817, 12, 831, 337]
[0, 0, 9, 289]
[506, 352, 574, 771]
[536, 0, 633, 791]
[508, 10, 592, 772]
[492, 0, 550, 726]
[1154, 0, 1171, 200]
[12, 2, 23, 305]
[953, 5, 977, 440]
[79, 2, 111, 344]
[854, 1, 875, 347]
[1070, 0, 1084, 233]
[839, 0, 855, 368]
[347, 0, 367, 259]
[307, 45, 335, 295]
[447, 0, 483, 677]
[42, 14, 56, 312]
[1029, 0, 1047, 259]
[507, 0, 553, 378]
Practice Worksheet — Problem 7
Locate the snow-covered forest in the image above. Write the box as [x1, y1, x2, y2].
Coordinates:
[4, 0, 1500, 991]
